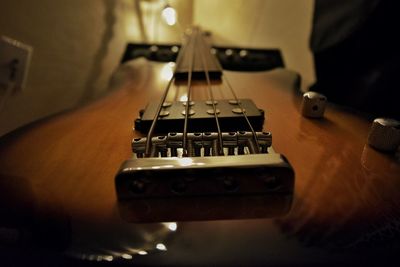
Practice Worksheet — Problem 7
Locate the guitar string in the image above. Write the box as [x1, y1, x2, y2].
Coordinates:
[182, 28, 197, 157]
[145, 28, 260, 156]
[204, 37, 260, 152]
[198, 31, 224, 155]
[222, 75, 260, 152]
[144, 31, 192, 156]
[144, 77, 175, 156]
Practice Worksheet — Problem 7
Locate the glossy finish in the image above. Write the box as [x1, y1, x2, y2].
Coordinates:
[0, 59, 400, 265]
[116, 153, 294, 222]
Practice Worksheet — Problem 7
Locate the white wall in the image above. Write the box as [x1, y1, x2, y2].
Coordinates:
[0, 0, 314, 136]
[0, 0, 128, 136]
[194, 0, 315, 90]
[124, 0, 193, 43]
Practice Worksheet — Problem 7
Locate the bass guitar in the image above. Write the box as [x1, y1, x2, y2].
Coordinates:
[0, 27, 399, 266]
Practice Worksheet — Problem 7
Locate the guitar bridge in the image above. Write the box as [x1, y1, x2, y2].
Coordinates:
[115, 131, 294, 222]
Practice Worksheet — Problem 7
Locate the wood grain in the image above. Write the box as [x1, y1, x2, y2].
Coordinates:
[0, 59, 399, 264]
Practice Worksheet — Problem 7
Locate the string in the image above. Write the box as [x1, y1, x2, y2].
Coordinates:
[144, 29, 192, 156]
[144, 77, 175, 156]
[203, 35, 260, 151]
[222, 75, 260, 153]
[144, 27, 261, 156]
[198, 32, 224, 155]
[182, 28, 197, 157]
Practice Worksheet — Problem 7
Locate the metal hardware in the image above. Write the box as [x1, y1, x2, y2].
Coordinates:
[131, 137, 147, 158]
[151, 136, 168, 157]
[182, 101, 195, 106]
[238, 131, 257, 154]
[159, 110, 170, 117]
[301, 91, 327, 118]
[207, 109, 220, 115]
[136, 131, 272, 159]
[256, 132, 272, 153]
[187, 132, 203, 156]
[232, 107, 245, 114]
[167, 132, 183, 157]
[162, 101, 172, 107]
[229, 99, 240, 105]
[181, 109, 195, 116]
[202, 132, 219, 156]
[205, 100, 218, 105]
[222, 132, 238, 155]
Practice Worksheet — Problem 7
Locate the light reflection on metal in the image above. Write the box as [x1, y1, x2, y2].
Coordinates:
[179, 95, 188, 102]
[164, 164, 174, 168]
[138, 250, 148, 255]
[65, 220, 175, 262]
[161, 6, 177, 26]
[171, 45, 179, 53]
[156, 243, 167, 251]
[104, 256, 113, 262]
[178, 157, 193, 166]
[121, 253, 133, 260]
[160, 62, 175, 81]
[149, 164, 175, 169]
[163, 222, 177, 231]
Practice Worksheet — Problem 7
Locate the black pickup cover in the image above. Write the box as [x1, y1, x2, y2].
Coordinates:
[135, 99, 264, 133]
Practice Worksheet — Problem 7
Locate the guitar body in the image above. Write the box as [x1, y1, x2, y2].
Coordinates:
[1, 57, 399, 265]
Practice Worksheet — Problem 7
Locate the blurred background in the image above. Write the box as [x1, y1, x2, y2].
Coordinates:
[0, 0, 314, 137]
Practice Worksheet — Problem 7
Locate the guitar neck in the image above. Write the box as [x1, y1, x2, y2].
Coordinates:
[174, 27, 222, 80]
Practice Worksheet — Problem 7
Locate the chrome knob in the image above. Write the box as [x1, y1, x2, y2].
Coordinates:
[367, 118, 400, 152]
[301, 91, 327, 118]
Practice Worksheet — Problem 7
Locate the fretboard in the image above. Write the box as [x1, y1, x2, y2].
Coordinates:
[174, 27, 222, 80]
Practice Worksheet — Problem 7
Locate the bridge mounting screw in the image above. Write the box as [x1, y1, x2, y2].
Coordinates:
[129, 178, 147, 194]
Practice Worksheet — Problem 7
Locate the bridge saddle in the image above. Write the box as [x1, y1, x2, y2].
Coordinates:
[131, 131, 272, 158]
[117, 131, 293, 222]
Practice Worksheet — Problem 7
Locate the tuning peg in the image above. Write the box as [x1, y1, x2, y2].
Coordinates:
[301, 91, 327, 118]
[367, 118, 400, 152]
